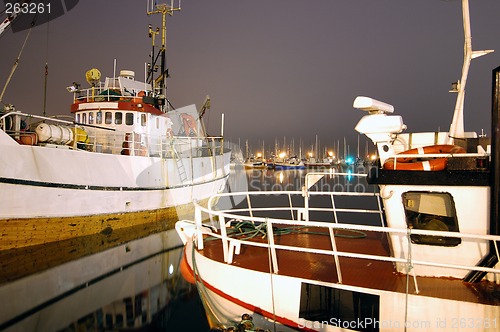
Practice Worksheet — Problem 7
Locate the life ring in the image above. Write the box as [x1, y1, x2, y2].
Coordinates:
[383, 144, 465, 171]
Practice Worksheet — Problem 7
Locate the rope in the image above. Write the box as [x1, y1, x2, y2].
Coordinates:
[0, 27, 32, 104]
[220, 220, 367, 241]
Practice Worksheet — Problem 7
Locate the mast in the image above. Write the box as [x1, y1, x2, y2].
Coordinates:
[447, 0, 493, 143]
[147, 0, 181, 112]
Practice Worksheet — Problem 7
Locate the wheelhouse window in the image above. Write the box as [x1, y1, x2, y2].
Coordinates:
[402, 192, 461, 247]
[96, 111, 102, 124]
[76, 114, 80, 123]
[115, 112, 122, 125]
[88, 112, 94, 124]
[126, 112, 134, 125]
[105, 112, 112, 124]
[82, 113, 87, 124]
[141, 114, 147, 126]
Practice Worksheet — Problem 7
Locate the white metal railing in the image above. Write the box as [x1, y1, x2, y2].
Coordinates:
[0, 111, 225, 185]
[188, 182, 500, 293]
[0, 111, 224, 156]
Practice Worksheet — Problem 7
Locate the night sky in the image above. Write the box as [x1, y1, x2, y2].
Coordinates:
[1, 0, 500, 157]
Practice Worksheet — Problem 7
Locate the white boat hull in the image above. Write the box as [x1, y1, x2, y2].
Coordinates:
[185, 241, 500, 332]
[0, 130, 231, 248]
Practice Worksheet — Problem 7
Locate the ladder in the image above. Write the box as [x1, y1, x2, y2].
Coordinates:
[172, 147, 189, 183]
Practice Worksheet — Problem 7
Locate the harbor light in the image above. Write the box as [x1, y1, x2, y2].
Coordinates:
[279, 152, 286, 159]
[256, 152, 262, 158]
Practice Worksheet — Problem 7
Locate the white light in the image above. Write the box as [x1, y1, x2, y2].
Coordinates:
[168, 263, 174, 275]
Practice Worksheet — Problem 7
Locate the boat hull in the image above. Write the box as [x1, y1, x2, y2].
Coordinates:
[0, 131, 231, 249]
[185, 241, 500, 332]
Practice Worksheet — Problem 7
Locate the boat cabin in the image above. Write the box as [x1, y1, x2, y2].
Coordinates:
[354, 96, 496, 282]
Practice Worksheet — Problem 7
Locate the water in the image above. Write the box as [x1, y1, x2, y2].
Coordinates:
[0, 166, 375, 332]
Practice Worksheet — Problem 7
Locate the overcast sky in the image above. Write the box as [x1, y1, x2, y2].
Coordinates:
[1, 0, 500, 157]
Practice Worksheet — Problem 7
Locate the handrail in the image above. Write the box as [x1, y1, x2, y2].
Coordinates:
[190, 188, 500, 293]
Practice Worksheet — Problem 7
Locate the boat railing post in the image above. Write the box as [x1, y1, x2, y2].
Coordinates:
[376, 193, 386, 227]
[194, 201, 204, 250]
[266, 218, 279, 273]
[328, 226, 343, 283]
[331, 193, 339, 224]
[287, 192, 295, 220]
[219, 214, 230, 263]
[301, 185, 310, 222]
[246, 193, 254, 222]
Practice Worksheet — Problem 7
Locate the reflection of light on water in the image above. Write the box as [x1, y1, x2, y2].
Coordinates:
[277, 171, 284, 184]
[169, 263, 174, 275]
[347, 169, 352, 181]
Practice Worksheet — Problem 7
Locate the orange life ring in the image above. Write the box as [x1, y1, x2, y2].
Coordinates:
[383, 144, 465, 171]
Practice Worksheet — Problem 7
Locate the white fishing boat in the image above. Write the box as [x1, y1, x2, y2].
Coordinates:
[176, 1, 500, 331]
[0, 1, 231, 250]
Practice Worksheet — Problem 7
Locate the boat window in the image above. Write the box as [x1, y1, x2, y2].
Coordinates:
[105, 112, 112, 124]
[96, 111, 102, 124]
[402, 192, 461, 246]
[115, 112, 122, 125]
[88, 112, 94, 124]
[141, 114, 147, 126]
[82, 113, 87, 124]
[76, 114, 80, 123]
[299, 283, 380, 331]
[126, 112, 134, 125]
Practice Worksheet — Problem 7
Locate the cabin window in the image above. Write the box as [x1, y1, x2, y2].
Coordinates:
[115, 112, 122, 125]
[105, 112, 112, 124]
[141, 114, 147, 126]
[82, 113, 87, 124]
[125, 112, 134, 125]
[402, 192, 461, 246]
[76, 114, 80, 123]
[299, 283, 380, 331]
[96, 111, 102, 124]
[88, 112, 94, 124]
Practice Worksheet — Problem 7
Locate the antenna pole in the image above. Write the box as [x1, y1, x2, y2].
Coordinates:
[147, 1, 181, 112]
[448, 0, 494, 143]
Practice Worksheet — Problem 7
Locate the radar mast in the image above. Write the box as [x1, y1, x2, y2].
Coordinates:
[147, 0, 181, 112]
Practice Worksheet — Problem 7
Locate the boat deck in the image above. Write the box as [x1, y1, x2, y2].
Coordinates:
[199, 227, 500, 306]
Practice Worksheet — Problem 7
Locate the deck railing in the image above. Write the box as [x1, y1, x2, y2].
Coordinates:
[187, 173, 500, 293]
[0, 111, 226, 184]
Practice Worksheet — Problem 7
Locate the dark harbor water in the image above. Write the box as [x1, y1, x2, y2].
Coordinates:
[0, 165, 376, 332]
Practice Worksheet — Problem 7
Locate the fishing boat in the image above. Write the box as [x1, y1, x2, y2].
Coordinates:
[0, 1, 231, 250]
[175, 1, 500, 331]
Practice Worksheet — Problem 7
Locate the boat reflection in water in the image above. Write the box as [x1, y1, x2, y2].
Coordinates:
[0, 229, 208, 331]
